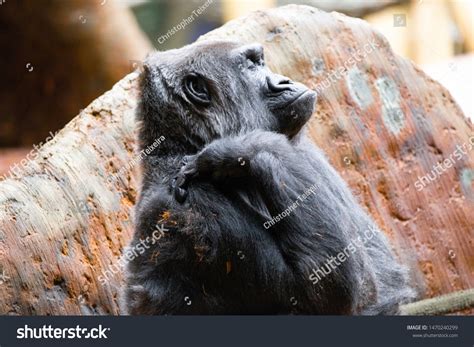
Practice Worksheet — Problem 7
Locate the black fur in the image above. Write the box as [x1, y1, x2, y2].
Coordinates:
[124, 40, 414, 314]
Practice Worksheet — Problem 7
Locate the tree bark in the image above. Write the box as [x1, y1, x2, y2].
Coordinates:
[0, 5, 472, 315]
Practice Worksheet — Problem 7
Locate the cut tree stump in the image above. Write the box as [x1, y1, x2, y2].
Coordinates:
[0, 5, 472, 315]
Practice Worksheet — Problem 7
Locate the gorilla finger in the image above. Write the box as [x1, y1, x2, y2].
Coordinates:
[175, 175, 187, 188]
[174, 186, 188, 203]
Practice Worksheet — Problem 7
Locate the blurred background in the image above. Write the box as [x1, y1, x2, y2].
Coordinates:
[0, 0, 473, 175]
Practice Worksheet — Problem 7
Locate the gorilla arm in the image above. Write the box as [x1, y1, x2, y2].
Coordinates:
[173, 129, 309, 206]
[126, 148, 312, 314]
[125, 184, 219, 314]
[129, 130, 358, 314]
[172, 129, 359, 313]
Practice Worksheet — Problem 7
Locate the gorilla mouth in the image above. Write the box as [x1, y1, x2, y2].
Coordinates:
[287, 90, 312, 106]
[277, 88, 317, 137]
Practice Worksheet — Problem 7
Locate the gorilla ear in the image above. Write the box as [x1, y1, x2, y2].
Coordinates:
[183, 74, 211, 106]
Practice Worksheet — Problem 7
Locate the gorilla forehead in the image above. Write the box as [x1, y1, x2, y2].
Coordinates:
[145, 40, 245, 83]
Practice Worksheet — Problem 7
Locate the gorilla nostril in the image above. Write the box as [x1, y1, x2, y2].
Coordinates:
[267, 76, 293, 94]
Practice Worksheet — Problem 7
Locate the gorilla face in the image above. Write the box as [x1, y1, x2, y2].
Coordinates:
[138, 40, 317, 154]
[232, 42, 317, 137]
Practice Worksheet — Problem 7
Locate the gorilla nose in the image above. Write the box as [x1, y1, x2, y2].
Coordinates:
[267, 76, 293, 94]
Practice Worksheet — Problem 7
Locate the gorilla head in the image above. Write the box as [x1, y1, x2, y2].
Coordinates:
[137, 40, 317, 155]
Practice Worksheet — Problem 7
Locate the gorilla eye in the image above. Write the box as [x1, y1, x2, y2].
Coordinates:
[246, 58, 257, 70]
[183, 74, 210, 106]
[245, 49, 264, 69]
[246, 55, 264, 70]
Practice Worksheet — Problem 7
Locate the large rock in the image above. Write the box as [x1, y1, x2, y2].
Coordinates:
[0, 5, 472, 315]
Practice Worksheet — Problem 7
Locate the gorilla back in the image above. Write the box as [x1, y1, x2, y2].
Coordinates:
[124, 40, 414, 315]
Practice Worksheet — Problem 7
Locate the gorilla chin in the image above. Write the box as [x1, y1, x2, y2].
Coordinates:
[273, 87, 317, 138]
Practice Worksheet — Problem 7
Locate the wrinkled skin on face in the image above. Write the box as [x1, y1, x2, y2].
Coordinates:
[137, 40, 316, 156]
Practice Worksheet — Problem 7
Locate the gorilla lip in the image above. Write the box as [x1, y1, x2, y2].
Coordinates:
[287, 89, 315, 107]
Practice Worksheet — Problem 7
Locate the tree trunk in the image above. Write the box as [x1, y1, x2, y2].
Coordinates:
[0, 5, 472, 315]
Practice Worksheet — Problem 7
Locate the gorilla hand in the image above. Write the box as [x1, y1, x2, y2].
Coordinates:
[172, 130, 296, 203]
[172, 155, 198, 203]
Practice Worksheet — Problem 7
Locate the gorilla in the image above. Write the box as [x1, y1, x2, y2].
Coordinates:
[124, 40, 414, 314]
